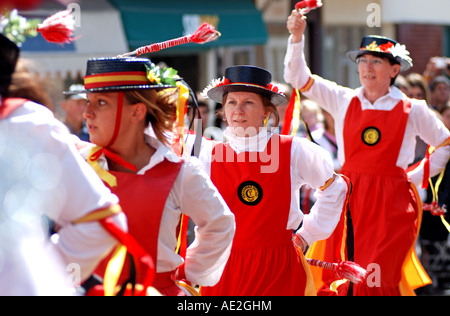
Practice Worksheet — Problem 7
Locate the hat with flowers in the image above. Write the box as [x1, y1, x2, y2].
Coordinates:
[347, 35, 413, 72]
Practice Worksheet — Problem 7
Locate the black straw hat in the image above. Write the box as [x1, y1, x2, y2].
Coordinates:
[346, 35, 412, 72]
[0, 34, 20, 96]
[203, 65, 287, 106]
[66, 57, 180, 94]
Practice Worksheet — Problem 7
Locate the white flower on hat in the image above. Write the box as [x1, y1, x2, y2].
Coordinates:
[201, 77, 227, 99]
[389, 43, 412, 64]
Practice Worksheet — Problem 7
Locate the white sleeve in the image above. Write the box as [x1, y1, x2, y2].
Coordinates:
[283, 35, 312, 90]
[283, 35, 354, 118]
[7, 102, 126, 282]
[407, 102, 450, 187]
[175, 157, 235, 286]
[290, 138, 349, 245]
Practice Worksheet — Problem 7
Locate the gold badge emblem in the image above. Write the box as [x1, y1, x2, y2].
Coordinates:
[362, 127, 381, 146]
[237, 181, 263, 206]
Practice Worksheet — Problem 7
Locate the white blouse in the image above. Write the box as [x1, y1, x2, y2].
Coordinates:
[284, 36, 450, 186]
[80, 131, 235, 287]
[190, 127, 350, 246]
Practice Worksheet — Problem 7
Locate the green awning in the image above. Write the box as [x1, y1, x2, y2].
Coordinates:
[108, 0, 268, 53]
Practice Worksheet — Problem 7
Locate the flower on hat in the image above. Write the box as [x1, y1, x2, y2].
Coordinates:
[146, 68, 161, 85]
[389, 43, 412, 64]
[267, 83, 285, 96]
[145, 64, 180, 87]
[201, 77, 229, 98]
[363, 40, 412, 64]
[0, 9, 40, 46]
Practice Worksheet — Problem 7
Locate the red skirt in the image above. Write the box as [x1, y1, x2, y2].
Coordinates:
[318, 165, 418, 296]
[202, 241, 309, 296]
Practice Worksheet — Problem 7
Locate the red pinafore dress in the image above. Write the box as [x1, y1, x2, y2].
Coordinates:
[95, 159, 183, 295]
[201, 134, 312, 296]
[319, 97, 419, 295]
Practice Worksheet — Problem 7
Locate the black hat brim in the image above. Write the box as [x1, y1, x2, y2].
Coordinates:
[207, 84, 287, 106]
[63, 84, 175, 95]
[346, 50, 412, 72]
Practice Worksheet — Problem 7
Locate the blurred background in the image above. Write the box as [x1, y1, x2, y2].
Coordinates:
[5, 0, 449, 118]
[1, 0, 450, 295]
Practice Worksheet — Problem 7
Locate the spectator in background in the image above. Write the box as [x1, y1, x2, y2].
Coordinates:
[423, 56, 450, 86]
[312, 109, 340, 172]
[395, 74, 411, 95]
[429, 76, 450, 112]
[299, 98, 323, 136]
[62, 84, 90, 142]
[303, 106, 340, 213]
[187, 93, 209, 134]
[441, 102, 450, 130]
[406, 73, 430, 103]
[406, 73, 432, 166]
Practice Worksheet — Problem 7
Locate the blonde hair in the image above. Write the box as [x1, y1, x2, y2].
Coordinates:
[123, 88, 178, 146]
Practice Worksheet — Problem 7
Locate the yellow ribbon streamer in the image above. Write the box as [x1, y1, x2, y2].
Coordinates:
[429, 165, 450, 233]
[72, 204, 122, 225]
[290, 89, 301, 136]
[174, 81, 190, 155]
[103, 244, 128, 296]
[430, 167, 450, 233]
[330, 279, 348, 295]
[175, 280, 200, 296]
[87, 146, 117, 187]
[175, 214, 188, 254]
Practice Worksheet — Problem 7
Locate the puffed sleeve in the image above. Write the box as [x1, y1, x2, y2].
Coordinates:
[291, 138, 350, 246]
[10, 102, 127, 282]
[407, 101, 450, 187]
[175, 157, 235, 286]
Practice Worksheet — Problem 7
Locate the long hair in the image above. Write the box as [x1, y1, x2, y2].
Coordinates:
[123, 87, 178, 146]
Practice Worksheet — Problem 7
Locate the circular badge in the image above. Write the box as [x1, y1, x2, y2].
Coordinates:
[362, 127, 381, 146]
[237, 181, 263, 206]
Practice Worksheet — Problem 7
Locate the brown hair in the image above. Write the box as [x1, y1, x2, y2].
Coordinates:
[123, 88, 178, 146]
[218, 92, 280, 127]
[406, 72, 430, 103]
[6, 59, 54, 111]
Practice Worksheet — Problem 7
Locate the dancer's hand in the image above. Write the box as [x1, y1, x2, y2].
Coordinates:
[293, 233, 308, 253]
[287, 10, 307, 43]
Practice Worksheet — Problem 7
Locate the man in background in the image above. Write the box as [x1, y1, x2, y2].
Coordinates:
[62, 84, 90, 142]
